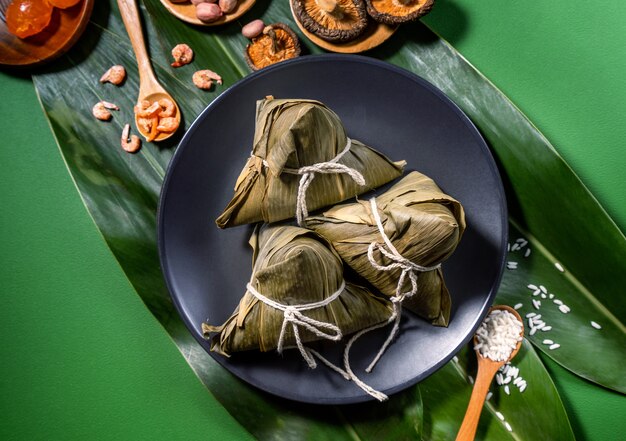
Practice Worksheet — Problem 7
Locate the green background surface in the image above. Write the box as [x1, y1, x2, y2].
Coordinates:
[1, 0, 624, 439]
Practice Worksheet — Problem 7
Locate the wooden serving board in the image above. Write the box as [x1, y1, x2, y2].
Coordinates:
[0, 0, 94, 68]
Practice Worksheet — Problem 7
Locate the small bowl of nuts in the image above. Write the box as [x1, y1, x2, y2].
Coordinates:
[160, 0, 257, 26]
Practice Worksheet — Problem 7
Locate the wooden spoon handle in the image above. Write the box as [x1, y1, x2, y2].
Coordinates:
[455, 359, 502, 441]
[116, 0, 158, 95]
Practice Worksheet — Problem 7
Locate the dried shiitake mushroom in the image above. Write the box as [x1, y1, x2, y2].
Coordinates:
[244, 23, 301, 71]
[365, 0, 434, 25]
[292, 0, 368, 42]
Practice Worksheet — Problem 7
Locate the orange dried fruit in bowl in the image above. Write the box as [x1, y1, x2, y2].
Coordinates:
[5, 0, 54, 39]
[46, 0, 82, 8]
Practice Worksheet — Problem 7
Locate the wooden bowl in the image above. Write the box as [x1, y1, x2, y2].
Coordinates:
[0, 0, 94, 68]
[159, 0, 256, 26]
[289, 0, 397, 54]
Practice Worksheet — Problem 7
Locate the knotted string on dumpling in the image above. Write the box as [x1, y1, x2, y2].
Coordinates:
[341, 197, 441, 401]
[255, 137, 366, 226]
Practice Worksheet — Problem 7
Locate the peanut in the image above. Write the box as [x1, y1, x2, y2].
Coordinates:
[241, 19, 264, 39]
[196, 2, 223, 22]
[218, 0, 237, 14]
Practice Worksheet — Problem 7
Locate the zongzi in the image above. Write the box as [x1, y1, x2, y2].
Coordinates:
[307, 171, 466, 327]
[202, 224, 393, 366]
[215, 97, 406, 228]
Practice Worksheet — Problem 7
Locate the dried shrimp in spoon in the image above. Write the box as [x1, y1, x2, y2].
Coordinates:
[158, 98, 176, 117]
[133, 98, 179, 141]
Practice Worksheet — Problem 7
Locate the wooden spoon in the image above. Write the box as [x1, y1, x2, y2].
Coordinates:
[455, 305, 524, 441]
[117, 0, 180, 142]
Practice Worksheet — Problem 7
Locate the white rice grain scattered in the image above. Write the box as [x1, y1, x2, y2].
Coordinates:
[486, 391, 493, 401]
[468, 375, 474, 384]
[511, 243, 520, 251]
[549, 293, 555, 299]
[452, 355, 459, 363]
[507, 262, 518, 270]
[496, 411, 505, 421]
[519, 383, 527, 393]
[496, 373, 504, 385]
[539, 285, 548, 294]
[504, 385, 510, 395]
[591, 321, 602, 330]
[555, 262, 565, 272]
[514, 303, 523, 310]
[549, 343, 561, 350]
[543, 339, 554, 345]
[507, 243, 511, 252]
[513, 377, 522, 386]
[554, 299, 563, 305]
[529, 327, 537, 336]
[540, 293, 547, 299]
[516, 238, 528, 247]
[524, 248, 531, 258]
[542, 326, 552, 331]
[533, 289, 541, 297]
[505, 422, 513, 432]
[559, 304, 570, 314]
[526, 312, 536, 318]
[527, 284, 538, 290]
[532, 299, 541, 310]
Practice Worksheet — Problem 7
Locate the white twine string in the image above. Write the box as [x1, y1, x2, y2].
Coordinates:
[245, 280, 345, 369]
[246, 277, 390, 401]
[364, 197, 441, 371]
[342, 197, 442, 400]
[288, 138, 364, 226]
[342, 322, 392, 401]
[254, 138, 365, 226]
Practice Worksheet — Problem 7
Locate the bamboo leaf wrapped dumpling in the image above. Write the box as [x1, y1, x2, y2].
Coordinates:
[216, 98, 406, 228]
[307, 171, 466, 327]
[202, 224, 393, 363]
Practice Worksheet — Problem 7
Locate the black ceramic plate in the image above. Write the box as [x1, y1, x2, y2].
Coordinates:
[158, 55, 507, 404]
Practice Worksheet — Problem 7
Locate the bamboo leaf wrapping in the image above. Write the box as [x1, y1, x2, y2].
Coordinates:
[216, 98, 406, 228]
[204, 224, 393, 355]
[308, 171, 465, 325]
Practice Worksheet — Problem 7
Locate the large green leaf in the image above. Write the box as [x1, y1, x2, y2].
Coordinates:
[31, 0, 622, 438]
[33, 2, 425, 440]
[496, 222, 626, 392]
[421, 340, 574, 440]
